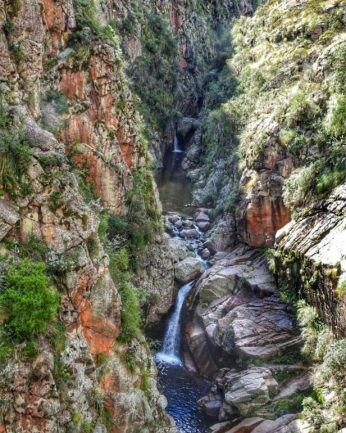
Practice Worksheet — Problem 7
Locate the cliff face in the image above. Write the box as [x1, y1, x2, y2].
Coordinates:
[0, 1, 259, 431]
[0, 1, 177, 432]
[185, 0, 346, 331]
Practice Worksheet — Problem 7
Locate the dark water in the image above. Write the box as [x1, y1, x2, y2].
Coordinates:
[157, 362, 211, 433]
[156, 149, 193, 216]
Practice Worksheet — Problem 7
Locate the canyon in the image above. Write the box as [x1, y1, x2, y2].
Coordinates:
[0, 1, 345, 433]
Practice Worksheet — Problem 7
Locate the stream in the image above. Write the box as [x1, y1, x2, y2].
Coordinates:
[155, 135, 212, 433]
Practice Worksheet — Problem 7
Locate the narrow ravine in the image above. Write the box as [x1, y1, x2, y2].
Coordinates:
[154, 137, 212, 433]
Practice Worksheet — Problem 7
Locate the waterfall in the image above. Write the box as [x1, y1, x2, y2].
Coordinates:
[172, 133, 183, 153]
[156, 281, 194, 365]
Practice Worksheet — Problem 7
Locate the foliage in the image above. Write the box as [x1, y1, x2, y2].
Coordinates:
[0, 259, 60, 359]
[129, 10, 179, 131]
[283, 164, 317, 209]
[335, 274, 346, 298]
[0, 105, 31, 197]
[46, 90, 70, 114]
[118, 281, 141, 343]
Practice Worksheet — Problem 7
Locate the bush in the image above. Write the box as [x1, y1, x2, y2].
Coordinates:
[118, 282, 141, 343]
[285, 92, 320, 128]
[0, 259, 60, 352]
[316, 169, 346, 194]
[283, 164, 317, 208]
[46, 90, 70, 114]
[0, 105, 31, 197]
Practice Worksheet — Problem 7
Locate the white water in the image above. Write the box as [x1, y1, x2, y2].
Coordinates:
[173, 133, 183, 153]
[156, 281, 194, 365]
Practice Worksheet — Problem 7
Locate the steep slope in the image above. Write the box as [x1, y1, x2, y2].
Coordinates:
[187, 0, 346, 331]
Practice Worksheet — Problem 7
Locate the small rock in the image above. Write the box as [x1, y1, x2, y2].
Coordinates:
[195, 211, 210, 222]
[182, 219, 194, 228]
[168, 214, 181, 224]
[204, 399, 222, 418]
[200, 248, 211, 259]
[174, 219, 183, 229]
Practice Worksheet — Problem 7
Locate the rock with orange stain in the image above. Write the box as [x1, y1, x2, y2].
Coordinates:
[244, 197, 291, 247]
[60, 70, 85, 100]
[42, 0, 75, 49]
[79, 299, 120, 355]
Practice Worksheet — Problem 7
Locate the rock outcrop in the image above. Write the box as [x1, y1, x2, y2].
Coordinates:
[275, 185, 346, 335]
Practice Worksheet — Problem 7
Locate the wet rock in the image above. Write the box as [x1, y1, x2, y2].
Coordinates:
[200, 248, 211, 259]
[175, 257, 205, 283]
[180, 228, 199, 239]
[185, 320, 219, 377]
[174, 219, 183, 229]
[198, 395, 223, 419]
[168, 214, 181, 224]
[220, 367, 279, 416]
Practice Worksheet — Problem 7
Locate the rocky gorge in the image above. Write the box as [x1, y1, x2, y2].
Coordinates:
[0, 0, 345, 433]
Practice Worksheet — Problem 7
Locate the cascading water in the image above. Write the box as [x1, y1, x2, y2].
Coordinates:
[156, 281, 194, 365]
[155, 133, 210, 433]
[173, 133, 183, 153]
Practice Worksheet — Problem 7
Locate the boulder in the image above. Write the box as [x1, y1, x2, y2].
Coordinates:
[221, 367, 279, 416]
[215, 296, 300, 359]
[195, 247, 276, 305]
[174, 257, 205, 283]
[169, 238, 194, 263]
[197, 221, 210, 231]
[185, 320, 218, 377]
[195, 211, 210, 222]
[180, 228, 199, 239]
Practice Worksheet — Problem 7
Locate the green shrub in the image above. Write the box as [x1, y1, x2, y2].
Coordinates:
[46, 90, 70, 114]
[140, 368, 151, 394]
[9, 42, 23, 63]
[124, 347, 138, 372]
[283, 164, 317, 208]
[0, 259, 60, 354]
[285, 92, 321, 128]
[316, 169, 346, 194]
[118, 282, 141, 343]
[81, 421, 94, 433]
[0, 106, 31, 197]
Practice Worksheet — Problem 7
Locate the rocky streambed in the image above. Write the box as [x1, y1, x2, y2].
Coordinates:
[157, 210, 312, 433]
